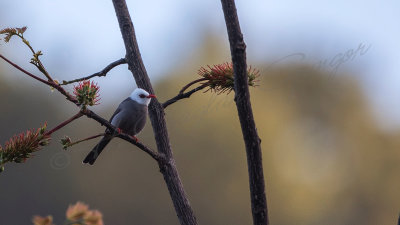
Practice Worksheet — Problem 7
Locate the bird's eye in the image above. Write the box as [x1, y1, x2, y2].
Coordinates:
[139, 94, 146, 98]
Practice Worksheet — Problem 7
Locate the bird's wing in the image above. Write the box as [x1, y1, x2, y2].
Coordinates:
[109, 98, 130, 123]
[109, 107, 122, 124]
[107, 98, 147, 136]
[125, 101, 147, 135]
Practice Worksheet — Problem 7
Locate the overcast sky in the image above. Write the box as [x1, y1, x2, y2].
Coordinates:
[1, 0, 399, 129]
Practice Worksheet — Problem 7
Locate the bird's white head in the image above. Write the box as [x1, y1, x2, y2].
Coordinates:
[129, 88, 156, 106]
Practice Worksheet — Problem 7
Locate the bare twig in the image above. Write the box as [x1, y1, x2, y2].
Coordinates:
[62, 58, 127, 85]
[221, 0, 269, 225]
[162, 83, 208, 108]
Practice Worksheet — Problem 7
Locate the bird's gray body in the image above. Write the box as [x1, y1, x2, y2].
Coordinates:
[110, 97, 148, 135]
[83, 97, 148, 165]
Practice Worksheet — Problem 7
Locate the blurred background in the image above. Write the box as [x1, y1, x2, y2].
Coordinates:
[1, 0, 399, 225]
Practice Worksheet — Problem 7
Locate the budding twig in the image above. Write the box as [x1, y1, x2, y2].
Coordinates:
[62, 133, 105, 150]
[24, 42, 53, 82]
[0, 27, 54, 82]
[162, 62, 260, 109]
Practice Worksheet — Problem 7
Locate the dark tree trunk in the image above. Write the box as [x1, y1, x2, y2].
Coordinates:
[220, 0, 269, 225]
[111, 1, 197, 225]
[397, 214, 400, 225]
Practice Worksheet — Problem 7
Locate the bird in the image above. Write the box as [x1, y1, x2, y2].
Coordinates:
[83, 88, 156, 165]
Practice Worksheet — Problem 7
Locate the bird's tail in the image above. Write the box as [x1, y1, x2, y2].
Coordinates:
[83, 135, 112, 165]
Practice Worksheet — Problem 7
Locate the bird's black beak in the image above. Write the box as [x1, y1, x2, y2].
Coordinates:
[146, 94, 156, 98]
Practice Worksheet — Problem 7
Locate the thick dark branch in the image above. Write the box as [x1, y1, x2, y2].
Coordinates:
[112, 1, 198, 224]
[397, 213, 400, 225]
[221, 1, 269, 225]
[117, 134, 163, 162]
[62, 58, 127, 85]
[162, 83, 208, 108]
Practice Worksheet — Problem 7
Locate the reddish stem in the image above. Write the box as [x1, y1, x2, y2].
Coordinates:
[45, 112, 83, 136]
[0, 54, 52, 85]
[67, 133, 104, 147]
[0, 54, 78, 104]
[77, 133, 103, 141]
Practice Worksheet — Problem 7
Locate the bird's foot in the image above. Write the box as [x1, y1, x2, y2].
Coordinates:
[130, 135, 139, 143]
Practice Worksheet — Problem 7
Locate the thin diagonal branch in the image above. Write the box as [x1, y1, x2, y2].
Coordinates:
[0, 54, 78, 104]
[45, 112, 83, 136]
[162, 83, 208, 108]
[117, 133, 162, 162]
[64, 133, 104, 149]
[81, 109, 161, 162]
[1, 54, 52, 86]
[62, 58, 127, 85]
[221, 0, 269, 225]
